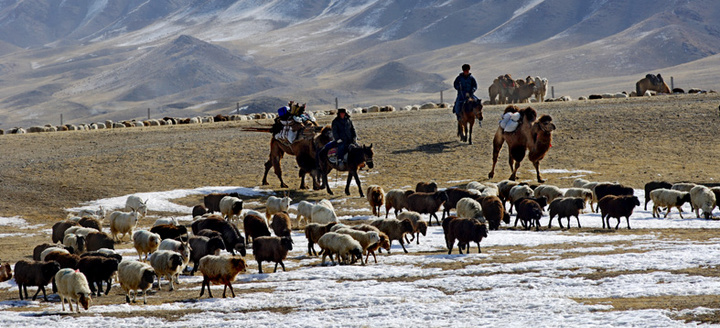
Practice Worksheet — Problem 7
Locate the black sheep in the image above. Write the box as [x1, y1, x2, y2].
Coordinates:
[85, 231, 115, 251]
[188, 236, 226, 275]
[593, 183, 634, 212]
[514, 198, 544, 230]
[643, 181, 672, 211]
[191, 217, 246, 256]
[14, 260, 61, 301]
[77, 256, 120, 296]
[244, 214, 271, 244]
[442, 188, 484, 220]
[406, 190, 449, 226]
[150, 224, 189, 242]
[445, 217, 488, 254]
[598, 195, 640, 229]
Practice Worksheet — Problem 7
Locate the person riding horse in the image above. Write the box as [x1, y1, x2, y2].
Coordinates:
[319, 108, 357, 170]
[453, 64, 479, 121]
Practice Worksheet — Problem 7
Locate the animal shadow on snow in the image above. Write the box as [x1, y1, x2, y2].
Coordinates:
[392, 141, 463, 155]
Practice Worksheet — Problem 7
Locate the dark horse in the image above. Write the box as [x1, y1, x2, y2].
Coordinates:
[318, 144, 374, 197]
[457, 98, 483, 144]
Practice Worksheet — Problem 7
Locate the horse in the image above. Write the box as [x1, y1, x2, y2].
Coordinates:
[255, 124, 333, 190]
[317, 144, 374, 197]
[457, 98, 483, 144]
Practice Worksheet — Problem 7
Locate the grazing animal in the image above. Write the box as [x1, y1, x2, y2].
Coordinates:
[507, 184, 534, 213]
[149, 250, 185, 291]
[52, 220, 79, 243]
[125, 195, 149, 217]
[650, 189, 692, 219]
[406, 190, 449, 226]
[78, 217, 102, 232]
[204, 192, 240, 213]
[44, 251, 80, 270]
[442, 188, 483, 219]
[150, 224, 189, 242]
[0, 262, 11, 282]
[244, 213, 272, 244]
[304, 222, 337, 256]
[133, 230, 161, 261]
[118, 261, 156, 304]
[415, 182, 438, 193]
[55, 268, 92, 312]
[689, 185, 716, 219]
[252, 236, 293, 273]
[480, 196, 510, 230]
[295, 200, 314, 228]
[564, 188, 594, 212]
[514, 198, 544, 230]
[153, 217, 179, 227]
[533, 185, 564, 204]
[76, 256, 119, 296]
[318, 144, 375, 197]
[191, 217, 247, 256]
[455, 198, 486, 224]
[310, 199, 339, 224]
[547, 197, 586, 229]
[366, 185, 385, 216]
[598, 195, 640, 229]
[192, 205, 208, 218]
[334, 228, 380, 263]
[188, 236, 226, 275]
[108, 209, 140, 242]
[488, 106, 556, 183]
[671, 182, 696, 192]
[593, 183, 634, 212]
[198, 255, 247, 298]
[85, 232, 115, 252]
[317, 232, 364, 265]
[270, 212, 293, 239]
[384, 189, 414, 218]
[444, 217, 488, 254]
[63, 234, 86, 255]
[644, 181, 672, 211]
[397, 211, 427, 245]
[370, 218, 415, 253]
[14, 260, 61, 301]
[265, 195, 291, 221]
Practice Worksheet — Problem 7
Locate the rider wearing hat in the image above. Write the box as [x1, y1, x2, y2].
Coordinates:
[331, 108, 357, 168]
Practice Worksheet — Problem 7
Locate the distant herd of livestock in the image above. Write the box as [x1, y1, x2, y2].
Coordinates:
[1, 175, 718, 312]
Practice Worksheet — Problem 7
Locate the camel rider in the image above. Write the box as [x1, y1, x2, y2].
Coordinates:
[453, 64, 478, 121]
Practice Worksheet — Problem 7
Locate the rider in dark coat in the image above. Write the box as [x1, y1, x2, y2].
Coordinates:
[331, 108, 356, 165]
[453, 64, 478, 121]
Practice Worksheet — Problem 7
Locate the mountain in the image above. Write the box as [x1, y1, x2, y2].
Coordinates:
[0, 0, 718, 128]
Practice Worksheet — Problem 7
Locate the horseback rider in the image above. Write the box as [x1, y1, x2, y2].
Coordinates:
[453, 64, 478, 121]
[331, 108, 357, 168]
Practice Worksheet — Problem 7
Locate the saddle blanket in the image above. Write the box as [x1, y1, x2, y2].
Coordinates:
[499, 112, 521, 132]
[327, 148, 347, 165]
[274, 120, 297, 144]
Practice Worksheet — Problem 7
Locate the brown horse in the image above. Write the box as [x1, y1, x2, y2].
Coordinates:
[257, 125, 333, 190]
[457, 98, 483, 144]
[318, 144, 374, 197]
[636, 74, 670, 96]
[488, 106, 556, 183]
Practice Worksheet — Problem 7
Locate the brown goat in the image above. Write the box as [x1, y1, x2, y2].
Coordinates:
[489, 106, 556, 183]
[406, 191, 449, 226]
[270, 212, 292, 239]
[0, 262, 12, 282]
[415, 182, 438, 193]
[480, 196, 510, 230]
[445, 217, 488, 254]
[366, 185, 385, 217]
[598, 195, 640, 229]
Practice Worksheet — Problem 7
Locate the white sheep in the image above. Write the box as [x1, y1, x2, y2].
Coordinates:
[64, 226, 99, 238]
[158, 238, 192, 283]
[40, 247, 69, 261]
[109, 209, 140, 242]
[533, 185, 564, 203]
[125, 195, 149, 217]
[55, 268, 92, 313]
[62, 234, 85, 255]
[77, 207, 107, 220]
[456, 198, 487, 223]
[671, 182, 697, 192]
[582, 181, 612, 213]
[317, 232, 364, 265]
[118, 260, 156, 304]
[466, 182, 499, 197]
[650, 188, 692, 218]
[219, 196, 244, 225]
[329, 223, 350, 232]
[266, 195, 292, 222]
[690, 185, 716, 219]
[152, 217, 179, 227]
[507, 185, 533, 213]
[149, 250, 185, 291]
[333, 228, 380, 264]
[296, 200, 314, 228]
[311, 199, 338, 224]
[572, 178, 590, 188]
[563, 188, 594, 212]
[132, 230, 161, 261]
[198, 255, 247, 298]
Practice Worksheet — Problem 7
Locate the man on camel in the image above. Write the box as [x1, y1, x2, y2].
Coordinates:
[453, 64, 478, 121]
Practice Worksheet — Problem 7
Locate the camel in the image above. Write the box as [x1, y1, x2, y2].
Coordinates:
[246, 123, 332, 190]
[533, 76, 548, 102]
[510, 78, 535, 103]
[488, 75, 516, 105]
[636, 74, 670, 96]
[488, 106, 556, 183]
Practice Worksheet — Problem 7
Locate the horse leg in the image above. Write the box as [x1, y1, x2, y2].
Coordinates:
[353, 170, 364, 198]
[468, 120, 474, 145]
[457, 121, 464, 141]
[323, 166, 334, 195]
[345, 170, 354, 196]
[488, 131, 504, 179]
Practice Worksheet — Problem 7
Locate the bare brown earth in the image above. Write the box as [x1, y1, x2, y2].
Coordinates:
[0, 93, 719, 321]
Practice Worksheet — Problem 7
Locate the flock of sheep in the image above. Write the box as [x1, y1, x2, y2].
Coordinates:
[4, 175, 719, 313]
